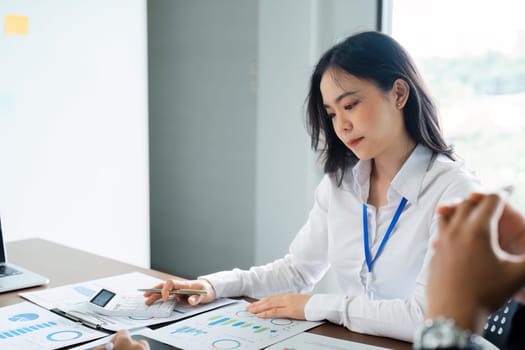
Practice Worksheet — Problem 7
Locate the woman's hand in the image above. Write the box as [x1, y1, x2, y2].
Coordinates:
[246, 293, 312, 320]
[144, 279, 216, 306]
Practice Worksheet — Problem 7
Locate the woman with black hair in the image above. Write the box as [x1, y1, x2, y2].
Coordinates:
[144, 31, 480, 342]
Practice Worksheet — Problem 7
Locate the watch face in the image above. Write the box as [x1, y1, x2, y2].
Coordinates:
[422, 324, 456, 348]
[419, 318, 472, 349]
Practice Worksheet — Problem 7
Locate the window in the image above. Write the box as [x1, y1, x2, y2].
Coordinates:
[391, 0, 525, 208]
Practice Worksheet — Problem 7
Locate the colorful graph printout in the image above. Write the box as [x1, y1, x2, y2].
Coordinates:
[148, 300, 323, 349]
[0, 302, 106, 350]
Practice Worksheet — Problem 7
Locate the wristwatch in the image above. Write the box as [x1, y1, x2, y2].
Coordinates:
[414, 317, 483, 349]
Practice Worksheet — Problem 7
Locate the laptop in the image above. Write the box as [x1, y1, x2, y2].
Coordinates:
[0, 217, 49, 292]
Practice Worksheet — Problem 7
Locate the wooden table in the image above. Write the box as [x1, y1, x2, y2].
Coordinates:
[4, 239, 412, 349]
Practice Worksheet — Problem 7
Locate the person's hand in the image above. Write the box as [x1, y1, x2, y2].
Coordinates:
[428, 193, 525, 333]
[94, 330, 149, 350]
[245, 293, 311, 320]
[144, 279, 216, 306]
[438, 192, 525, 256]
[493, 199, 525, 255]
[514, 286, 525, 304]
[438, 192, 525, 303]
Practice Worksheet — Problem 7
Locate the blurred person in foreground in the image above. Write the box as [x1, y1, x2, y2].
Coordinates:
[415, 190, 525, 349]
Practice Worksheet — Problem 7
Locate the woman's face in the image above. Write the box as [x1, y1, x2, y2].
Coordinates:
[320, 68, 406, 161]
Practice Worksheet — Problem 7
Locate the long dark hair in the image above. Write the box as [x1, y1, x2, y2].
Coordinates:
[306, 31, 453, 182]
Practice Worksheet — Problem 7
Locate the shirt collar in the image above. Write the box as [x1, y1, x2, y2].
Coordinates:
[390, 143, 433, 206]
[349, 143, 433, 205]
[351, 158, 372, 203]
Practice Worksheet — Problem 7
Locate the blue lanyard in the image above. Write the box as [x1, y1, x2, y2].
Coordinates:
[362, 197, 408, 273]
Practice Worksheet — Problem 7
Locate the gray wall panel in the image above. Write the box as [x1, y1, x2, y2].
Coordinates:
[148, 0, 257, 278]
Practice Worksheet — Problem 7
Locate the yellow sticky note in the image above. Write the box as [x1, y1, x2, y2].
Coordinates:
[5, 15, 29, 35]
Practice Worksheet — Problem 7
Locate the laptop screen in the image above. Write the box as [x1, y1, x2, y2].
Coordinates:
[0, 216, 49, 291]
[0, 217, 6, 263]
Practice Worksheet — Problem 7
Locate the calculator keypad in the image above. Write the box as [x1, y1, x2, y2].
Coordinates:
[113, 296, 175, 317]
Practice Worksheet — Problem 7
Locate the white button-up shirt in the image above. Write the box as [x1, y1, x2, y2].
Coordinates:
[201, 144, 480, 341]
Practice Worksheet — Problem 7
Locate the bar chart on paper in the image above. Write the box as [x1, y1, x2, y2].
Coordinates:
[150, 301, 322, 349]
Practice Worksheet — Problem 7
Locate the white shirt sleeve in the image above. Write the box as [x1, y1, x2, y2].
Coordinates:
[200, 254, 320, 299]
[200, 176, 332, 299]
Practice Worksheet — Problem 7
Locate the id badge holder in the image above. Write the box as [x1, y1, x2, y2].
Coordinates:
[365, 272, 375, 300]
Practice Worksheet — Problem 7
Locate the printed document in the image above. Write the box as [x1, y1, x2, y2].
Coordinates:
[266, 332, 390, 349]
[20, 272, 235, 331]
[143, 300, 323, 349]
[0, 301, 106, 350]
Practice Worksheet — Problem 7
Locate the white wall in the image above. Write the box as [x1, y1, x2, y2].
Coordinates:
[0, 0, 150, 267]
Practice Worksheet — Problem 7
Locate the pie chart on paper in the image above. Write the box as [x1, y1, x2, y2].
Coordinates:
[8, 313, 40, 322]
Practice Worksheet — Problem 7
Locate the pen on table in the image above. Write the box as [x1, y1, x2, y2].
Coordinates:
[50, 308, 101, 329]
[138, 288, 208, 295]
